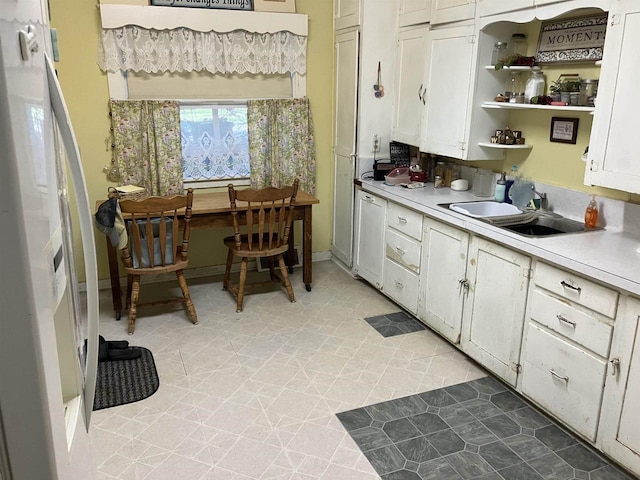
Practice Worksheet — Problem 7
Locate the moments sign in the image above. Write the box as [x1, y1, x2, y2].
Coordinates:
[536, 14, 607, 64]
[151, 0, 253, 10]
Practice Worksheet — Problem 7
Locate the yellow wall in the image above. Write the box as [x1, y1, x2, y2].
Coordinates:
[50, 0, 334, 281]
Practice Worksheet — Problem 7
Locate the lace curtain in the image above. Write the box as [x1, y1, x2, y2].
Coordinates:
[247, 97, 315, 194]
[109, 100, 184, 196]
[98, 27, 307, 75]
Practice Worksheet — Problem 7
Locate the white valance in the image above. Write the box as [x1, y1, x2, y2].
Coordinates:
[98, 26, 307, 75]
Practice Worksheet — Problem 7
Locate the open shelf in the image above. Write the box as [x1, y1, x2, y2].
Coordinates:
[482, 101, 595, 113]
[484, 65, 533, 71]
[478, 142, 532, 150]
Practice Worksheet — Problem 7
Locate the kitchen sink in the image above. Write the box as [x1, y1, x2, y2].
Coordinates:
[500, 215, 600, 237]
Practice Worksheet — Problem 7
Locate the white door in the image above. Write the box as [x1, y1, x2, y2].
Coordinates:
[430, 0, 475, 25]
[331, 30, 360, 266]
[398, 0, 431, 27]
[461, 237, 531, 386]
[335, 0, 361, 30]
[354, 190, 386, 289]
[418, 218, 469, 344]
[584, 5, 640, 194]
[598, 296, 640, 473]
[392, 24, 430, 147]
[421, 24, 475, 159]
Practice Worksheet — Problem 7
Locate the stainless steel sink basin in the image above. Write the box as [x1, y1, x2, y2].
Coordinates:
[500, 215, 601, 237]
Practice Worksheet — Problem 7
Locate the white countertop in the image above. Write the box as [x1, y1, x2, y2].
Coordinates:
[359, 179, 640, 297]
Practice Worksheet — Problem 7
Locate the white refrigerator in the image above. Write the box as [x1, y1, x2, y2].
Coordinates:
[0, 0, 99, 478]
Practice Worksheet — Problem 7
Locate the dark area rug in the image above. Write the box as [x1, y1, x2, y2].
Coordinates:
[93, 347, 159, 411]
[337, 377, 633, 480]
[365, 311, 427, 338]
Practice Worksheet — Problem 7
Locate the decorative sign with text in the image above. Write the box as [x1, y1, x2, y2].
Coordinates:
[536, 14, 607, 64]
[150, 0, 253, 10]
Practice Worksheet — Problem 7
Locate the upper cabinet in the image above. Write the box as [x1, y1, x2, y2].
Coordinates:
[478, 0, 534, 17]
[392, 24, 431, 147]
[335, 0, 361, 30]
[585, 3, 640, 194]
[431, 0, 476, 25]
[399, 0, 432, 27]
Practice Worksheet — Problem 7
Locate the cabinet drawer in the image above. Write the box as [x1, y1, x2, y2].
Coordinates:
[387, 202, 423, 241]
[386, 228, 421, 274]
[530, 290, 612, 358]
[535, 263, 618, 318]
[383, 258, 419, 315]
[521, 324, 606, 441]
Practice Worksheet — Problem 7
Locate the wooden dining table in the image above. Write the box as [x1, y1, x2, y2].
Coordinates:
[101, 190, 319, 319]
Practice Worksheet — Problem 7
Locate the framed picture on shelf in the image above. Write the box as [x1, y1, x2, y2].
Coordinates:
[536, 14, 607, 64]
[254, 0, 295, 12]
[550, 117, 579, 144]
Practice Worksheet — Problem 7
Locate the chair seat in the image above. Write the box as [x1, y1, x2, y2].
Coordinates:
[224, 234, 289, 258]
[123, 258, 189, 275]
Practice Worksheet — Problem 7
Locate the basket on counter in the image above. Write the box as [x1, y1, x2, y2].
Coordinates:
[108, 185, 147, 201]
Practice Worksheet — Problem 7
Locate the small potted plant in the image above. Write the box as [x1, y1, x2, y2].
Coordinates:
[553, 74, 582, 103]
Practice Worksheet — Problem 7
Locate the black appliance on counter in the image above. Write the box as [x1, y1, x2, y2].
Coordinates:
[373, 159, 394, 180]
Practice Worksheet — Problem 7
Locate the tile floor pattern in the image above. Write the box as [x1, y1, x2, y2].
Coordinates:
[364, 312, 427, 338]
[90, 261, 487, 479]
[337, 378, 633, 480]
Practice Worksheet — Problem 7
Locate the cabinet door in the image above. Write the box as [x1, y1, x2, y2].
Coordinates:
[430, 0, 475, 25]
[421, 24, 475, 159]
[392, 24, 430, 147]
[399, 0, 431, 27]
[354, 190, 386, 289]
[585, 5, 640, 194]
[331, 30, 360, 267]
[477, 0, 533, 17]
[418, 218, 469, 344]
[461, 237, 531, 386]
[335, 0, 361, 30]
[598, 296, 640, 473]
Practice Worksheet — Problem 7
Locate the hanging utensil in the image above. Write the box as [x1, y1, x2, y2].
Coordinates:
[374, 62, 384, 98]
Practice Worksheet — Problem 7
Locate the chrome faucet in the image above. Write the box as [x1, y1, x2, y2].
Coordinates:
[532, 189, 548, 210]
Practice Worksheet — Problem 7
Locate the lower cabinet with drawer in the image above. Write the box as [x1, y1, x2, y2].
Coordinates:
[383, 202, 422, 315]
[519, 261, 616, 442]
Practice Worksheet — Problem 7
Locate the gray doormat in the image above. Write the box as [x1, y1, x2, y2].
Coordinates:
[337, 377, 633, 480]
[93, 347, 159, 411]
[365, 312, 427, 338]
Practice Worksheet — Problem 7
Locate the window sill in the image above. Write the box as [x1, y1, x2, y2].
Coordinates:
[185, 178, 251, 190]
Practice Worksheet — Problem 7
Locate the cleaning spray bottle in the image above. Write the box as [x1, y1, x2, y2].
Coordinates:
[585, 195, 598, 228]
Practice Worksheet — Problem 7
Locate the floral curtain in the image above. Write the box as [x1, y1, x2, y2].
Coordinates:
[109, 100, 183, 196]
[247, 97, 315, 194]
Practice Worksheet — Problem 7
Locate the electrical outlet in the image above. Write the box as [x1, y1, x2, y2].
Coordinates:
[372, 134, 380, 153]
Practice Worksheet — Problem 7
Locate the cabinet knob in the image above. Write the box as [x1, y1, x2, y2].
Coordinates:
[610, 358, 620, 376]
[397, 216, 407, 224]
[395, 280, 405, 289]
[395, 246, 405, 256]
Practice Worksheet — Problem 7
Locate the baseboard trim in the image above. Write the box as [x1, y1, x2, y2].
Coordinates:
[83, 250, 334, 292]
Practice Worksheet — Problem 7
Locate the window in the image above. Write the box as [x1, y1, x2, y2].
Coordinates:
[179, 103, 250, 185]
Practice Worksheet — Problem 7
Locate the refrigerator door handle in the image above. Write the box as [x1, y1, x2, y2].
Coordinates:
[44, 52, 99, 430]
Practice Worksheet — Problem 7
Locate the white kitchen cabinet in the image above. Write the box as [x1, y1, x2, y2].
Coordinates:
[392, 24, 430, 147]
[461, 236, 531, 386]
[420, 23, 503, 160]
[430, 0, 475, 25]
[418, 218, 469, 344]
[478, 0, 533, 17]
[584, 3, 640, 194]
[335, 0, 361, 30]
[384, 258, 420, 315]
[598, 295, 640, 474]
[399, 0, 431, 27]
[354, 189, 386, 289]
[331, 30, 360, 267]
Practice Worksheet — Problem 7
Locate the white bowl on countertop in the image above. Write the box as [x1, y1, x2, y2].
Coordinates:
[450, 179, 469, 191]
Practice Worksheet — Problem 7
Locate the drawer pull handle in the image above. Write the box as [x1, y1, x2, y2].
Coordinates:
[556, 314, 576, 328]
[610, 358, 620, 376]
[396, 246, 405, 255]
[395, 280, 405, 289]
[364, 195, 374, 203]
[550, 369, 569, 383]
[398, 216, 408, 224]
[560, 281, 582, 293]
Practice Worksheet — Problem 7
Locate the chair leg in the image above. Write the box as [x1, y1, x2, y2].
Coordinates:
[125, 274, 133, 309]
[277, 254, 296, 303]
[128, 275, 140, 335]
[268, 257, 277, 281]
[223, 249, 233, 290]
[177, 270, 198, 325]
[236, 257, 249, 313]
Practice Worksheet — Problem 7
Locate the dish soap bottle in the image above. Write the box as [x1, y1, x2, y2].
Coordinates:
[505, 165, 519, 204]
[494, 172, 507, 203]
[585, 195, 598, 228]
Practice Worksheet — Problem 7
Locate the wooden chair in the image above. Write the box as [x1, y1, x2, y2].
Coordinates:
[119, 189, 198, 334]
[224, 180, 299, 312]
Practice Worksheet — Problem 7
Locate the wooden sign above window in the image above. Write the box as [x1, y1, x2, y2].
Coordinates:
[150, 0, 253, 10]
[536, 14, 607, 64]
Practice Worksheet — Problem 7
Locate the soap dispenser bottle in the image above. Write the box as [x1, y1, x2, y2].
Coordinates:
[505, 165, 519, 204]
[494, 172, 507, 203]
[585, 195, 598, 228]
